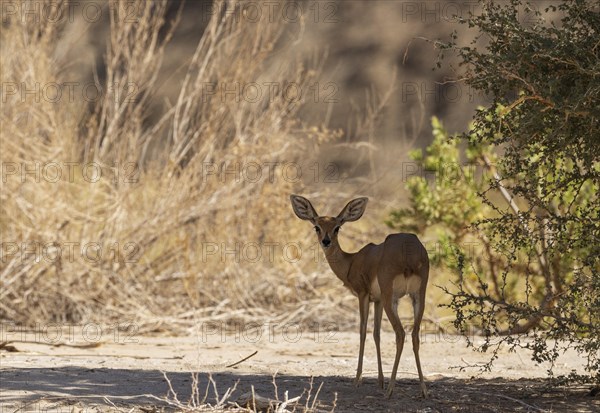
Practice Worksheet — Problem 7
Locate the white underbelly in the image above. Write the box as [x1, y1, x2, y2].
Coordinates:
[393, 274, 422, 297]
[369, 274, 422, 301]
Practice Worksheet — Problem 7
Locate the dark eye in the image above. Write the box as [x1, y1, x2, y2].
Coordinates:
[314, 226, 321, 233]
[333, 226, 340, 234]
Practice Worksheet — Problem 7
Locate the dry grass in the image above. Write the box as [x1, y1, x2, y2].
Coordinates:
[144, 372, 336, 412]
[0, 0, 447, 335]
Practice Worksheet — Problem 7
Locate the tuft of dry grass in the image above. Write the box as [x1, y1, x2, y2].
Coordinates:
[146, 372, 335, 412]
[1, 0, 445, 334]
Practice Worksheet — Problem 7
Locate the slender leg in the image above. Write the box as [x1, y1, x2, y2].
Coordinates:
[383, 295, 405, 398]
[411, 294, 428, 398]
[353, 294, 370, 386]
[373, 300, 384, 388]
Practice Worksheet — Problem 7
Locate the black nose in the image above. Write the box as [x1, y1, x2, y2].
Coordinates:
[322, 238, 331, 247]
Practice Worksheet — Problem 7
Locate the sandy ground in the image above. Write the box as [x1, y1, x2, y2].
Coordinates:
[0, 325, 598, 413]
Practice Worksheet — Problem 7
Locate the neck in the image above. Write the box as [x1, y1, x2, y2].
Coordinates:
[323, 242, 354, 283]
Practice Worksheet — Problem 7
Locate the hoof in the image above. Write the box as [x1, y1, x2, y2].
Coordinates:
[377, 377, 385, 389]
[353, 376, 362, 387]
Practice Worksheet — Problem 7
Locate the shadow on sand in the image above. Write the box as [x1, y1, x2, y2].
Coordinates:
[1, 367, 596, 412]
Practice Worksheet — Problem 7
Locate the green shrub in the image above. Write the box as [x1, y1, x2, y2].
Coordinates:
[390, 0, 599, 383]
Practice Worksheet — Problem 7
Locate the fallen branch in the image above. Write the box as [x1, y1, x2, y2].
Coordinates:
[226, 350, 258, 368]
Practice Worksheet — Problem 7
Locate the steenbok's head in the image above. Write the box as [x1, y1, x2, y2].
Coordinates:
[290, 194, 368, 249]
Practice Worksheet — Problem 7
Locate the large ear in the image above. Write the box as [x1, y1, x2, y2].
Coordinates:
[290, 194, 319, 222]
[337, 197, 368, 223]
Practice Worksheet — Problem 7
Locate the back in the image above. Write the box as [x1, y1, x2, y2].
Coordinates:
[380, 233, 429, 277]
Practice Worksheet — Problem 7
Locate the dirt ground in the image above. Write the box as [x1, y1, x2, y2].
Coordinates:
[1, 325, 598, 413]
